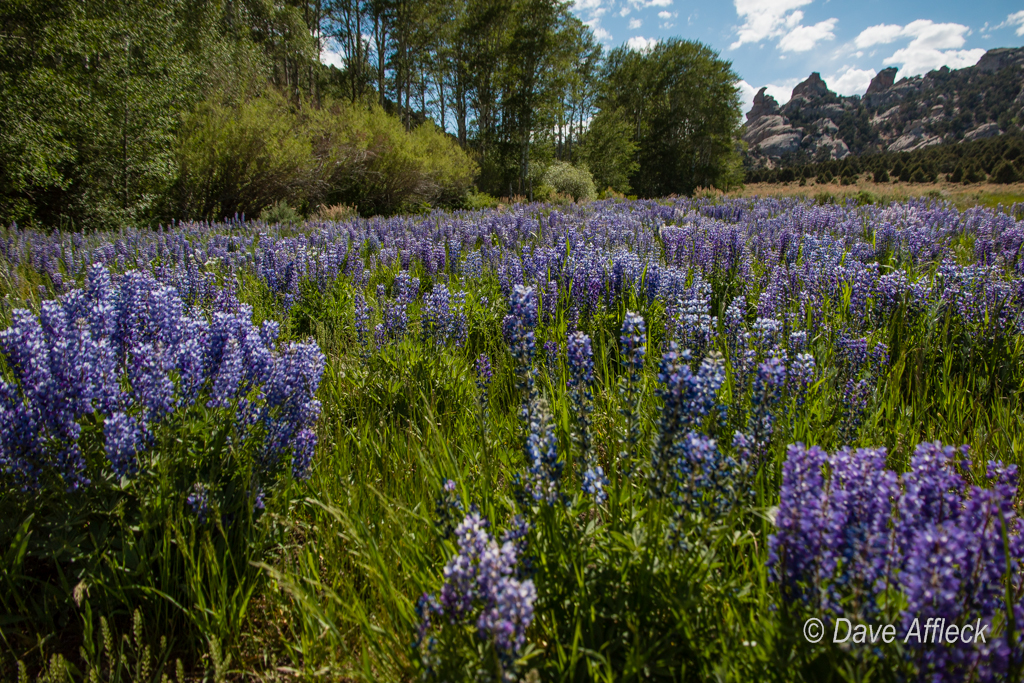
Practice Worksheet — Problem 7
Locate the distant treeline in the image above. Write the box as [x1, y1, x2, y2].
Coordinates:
[746, 135, 1024, 186]
[1, 0, 744, 231]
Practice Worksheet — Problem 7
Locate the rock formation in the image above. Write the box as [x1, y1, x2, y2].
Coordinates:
[742, 47, 1024, 167]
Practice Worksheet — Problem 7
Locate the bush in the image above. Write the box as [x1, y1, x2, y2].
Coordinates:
[855, 190, 876, 205]
[992, 160, 1020, 184]
[873, 168, 890, 183]
[261, 200, 301, 224]
[542, 161, 596, 202]
[312, 203, 359, 221]
[464, 190, 499, 211]
[312, 103, 477, 215]
[963, 165, 986, 184]
[168, 94, 478, 222]
[169, 94, 317, 221]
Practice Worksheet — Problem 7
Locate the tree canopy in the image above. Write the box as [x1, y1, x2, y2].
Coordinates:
[0, 0, 747, 229]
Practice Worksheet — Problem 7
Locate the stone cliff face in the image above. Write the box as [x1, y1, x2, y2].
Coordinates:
[743, 47, 1024, 167]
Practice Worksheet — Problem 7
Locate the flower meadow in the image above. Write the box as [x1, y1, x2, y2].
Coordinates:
[1, 197, 1023, 682]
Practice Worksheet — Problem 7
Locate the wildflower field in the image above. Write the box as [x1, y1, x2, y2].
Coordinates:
[2, 197, 1023, 682]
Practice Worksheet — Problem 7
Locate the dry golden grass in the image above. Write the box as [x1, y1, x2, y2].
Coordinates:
[722, 177, 1024, 211]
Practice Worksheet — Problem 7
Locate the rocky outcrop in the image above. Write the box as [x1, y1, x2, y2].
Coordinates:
[887, 132, 942, 153]
[962, 122, 1001, 142]
[865, 67, 898, 95]
[975, 48, 1024, 73]
[746, 87, 780, 122]
[758, 132, 804, 157]
[743, 47, 1024, 167]
[742, 113, 803, 158]
[791, 72, 830, 100]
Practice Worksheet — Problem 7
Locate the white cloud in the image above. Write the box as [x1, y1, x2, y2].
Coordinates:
[778, 18, 836, 52]
[729, 0, 812, 49]
[620, 6, 631, 16]
[629, 18, 642, 29]
[658, 11, 673, 19]
[885, 47, 985, 76]
[572, 0, 604, 9]
[998, 10, 1024, 36]
[590, 25, 612, 41]
[627, 36, 659, 52]
[629, 0, 672, 7]
[828, 67, 876, 96]
[858, 20, 985, 77]
[320, 48, 344, 69]
[854, 24, 903, 48]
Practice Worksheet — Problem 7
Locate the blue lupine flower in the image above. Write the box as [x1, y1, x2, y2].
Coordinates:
[187, 482, 212, 522]
[425, 511, 536, 664]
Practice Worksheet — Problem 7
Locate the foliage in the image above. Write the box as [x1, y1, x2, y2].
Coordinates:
[170, 96, 317, 221]
[579, 107, 639, 194]
[599, 38, 745, 196]
[313, 103, 478, 216]
[541, 161, 596, 202]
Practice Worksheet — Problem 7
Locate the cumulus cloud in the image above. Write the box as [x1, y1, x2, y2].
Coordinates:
[730, 0, 810, 49]
[996, 10, 1024, 36]
[730, 0, 836, 53]
[572, 0, 604, 9]
[828, 67, 876, 96]
[658, 11, 673, 19]
[777, 18, 836, 52]
[854, 23, 903, 48]
[320, 42, 345, 69]
[627, 36, 659, 52]
[629, 0, 672, 7]
[629, 18, 642, 29]
[886, 46, 985, 76]
[855, 20, 985, 77]
[620, 6, 631, 16]
[590, 24, 612, 41]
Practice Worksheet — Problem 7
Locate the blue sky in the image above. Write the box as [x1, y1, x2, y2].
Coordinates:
[570, 0, 1024, 115]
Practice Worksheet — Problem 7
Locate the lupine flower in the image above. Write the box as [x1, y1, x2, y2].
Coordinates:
[734, 356, 788, 470]
[503, 286, 538, 417]
[0, 265, 325, 492]
[187, 482, 212, 522]
[523, 402, 564, 506]
[770, 441, 1024, 679]
[434, 479, 464, 539]
[650, 345, 725, 494]
[423, 512, 536, 665]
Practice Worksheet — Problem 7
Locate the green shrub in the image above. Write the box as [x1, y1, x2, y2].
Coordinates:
[168, 93, 317, 221]
[992, 160, 1020, 184]
[855, 190, 876, 205]
[464, 190, 499, 211]
[312, 103, 477, 215]
[542, 161, 596, 202]
[260, 200, 301, 224]
[873, 168, 890, 183]
[963, 165, 986, 184]
[168, 95, 478, 222]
